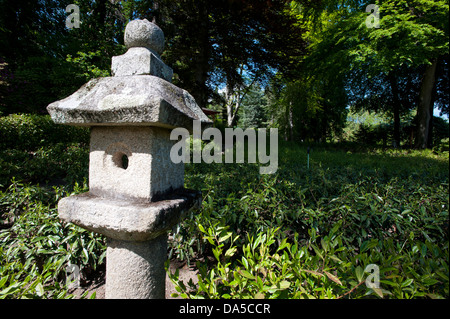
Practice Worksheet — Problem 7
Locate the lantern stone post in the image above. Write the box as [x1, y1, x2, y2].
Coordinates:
[47, 19, 211, 299]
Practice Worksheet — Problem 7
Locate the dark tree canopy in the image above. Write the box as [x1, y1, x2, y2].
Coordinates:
[0, 0, 448, 148]
[1, 0, 309, 114]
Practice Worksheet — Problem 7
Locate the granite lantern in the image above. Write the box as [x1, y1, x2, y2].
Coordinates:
[47, 19, 211, 299]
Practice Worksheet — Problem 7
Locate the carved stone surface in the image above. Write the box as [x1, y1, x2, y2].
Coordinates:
[47, 17, 207, 299]
[111, 47, 173, 80]
[106, 236, 167, 299]
[88, 126, 184, 201]
[124, 18, 165, 55]
[46, 75, 211, 132]
[58, 189, 201, 242]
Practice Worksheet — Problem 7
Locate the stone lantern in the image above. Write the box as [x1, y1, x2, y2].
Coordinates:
[47, 19, 211, 299]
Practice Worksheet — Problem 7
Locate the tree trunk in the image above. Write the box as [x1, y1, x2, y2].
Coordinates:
[388, 74, 402, 148]
[225, 71, 258, 127]
[415, 59, 438, 149]
[288, 102, 294, 141]
[193, 5, 209, 109]
[226, 81, 235, 127]
[427, 110, 434, 149]
[426, 74, 437, 149]
[393, 104, 400, 148]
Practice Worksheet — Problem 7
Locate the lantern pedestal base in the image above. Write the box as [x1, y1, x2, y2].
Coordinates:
[106, 235, 167, 299]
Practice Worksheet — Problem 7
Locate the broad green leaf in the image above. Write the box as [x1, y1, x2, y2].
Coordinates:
[225, 247, 237, 257]
[255, 292, 265, 299]
[421, 244, 427, 257]
[372, 287, 383, 298]
[321, 238, 328, 252]
[380, 279, 398, 287]
[401, 278, 414, 288]
[240, 270, 254, 280]
[212, 248, 221, 262]
[422, 278, 439, 286]
[241, 257, 249, 269]
[219, 232, 233, 243]
[279, 280, 291, 289]
[0, 282, 21, 296]
[0, 276, 8, 289]
[325, 271, 343, 286]
[311, 244, 324, 260]
[355, 266, 364, 283]
[82, 247, 89, 263]
[329, 255, 342, 263]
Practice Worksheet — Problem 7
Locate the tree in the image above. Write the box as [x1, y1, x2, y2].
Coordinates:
[345, 65, 423, 147]
[299, 0, 449, 148]
[355, 0, 448, 149]
[0, 0, 127, 114]
[155, 0, 308, 126]
[1, 0, 310, 119]
[0, 0, 77, 113]
[267, 71, 348, 142]
[239, 83, 268, 129]
[434, 54, 449, 117]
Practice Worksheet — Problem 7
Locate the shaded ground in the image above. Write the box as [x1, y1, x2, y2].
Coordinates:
[69, 259, 198, 299]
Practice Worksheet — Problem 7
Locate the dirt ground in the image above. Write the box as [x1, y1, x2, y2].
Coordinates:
[69, 259, 198, 299]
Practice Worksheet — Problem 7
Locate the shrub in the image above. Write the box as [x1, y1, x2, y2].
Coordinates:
[0, 181, 105, 299]
[168, 223, 449, 299]
[0, 114, 89, 187]
[0, 114, 448, 299]
[0, 114, 89, 151]
[168, 144, 449, 299]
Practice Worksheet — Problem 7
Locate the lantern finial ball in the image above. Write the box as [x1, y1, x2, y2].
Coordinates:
[124, 19, 165, 55]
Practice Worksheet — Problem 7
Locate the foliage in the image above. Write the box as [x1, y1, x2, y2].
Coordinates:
[1, 0, 311, 116]
[299, 0, 449, 148]
[0, 0, 125, 114]
[169, 224, 448, 299]
[0, 113, 448, 299]
[156, 0, 308, 109]
[1, 0, 449, 297]
[0, 56, 84, 114]
[0, 114, 89, 150]
[344, 110, 449, 148]
[0, 114, 89, 187]
[432, 116, 450, 150]
[238, 84, 269, 129]
[0, 114, 103, 298]
[168, 141, 449, 299]
[66, 50, 112, 82]
[267, 75, 348, 142]
[0, 180, 104, 299]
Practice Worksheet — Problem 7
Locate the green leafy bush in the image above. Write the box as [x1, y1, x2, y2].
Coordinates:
[0, 114, 89, 151]
[0, 114, 89, 187]
[0, 181, 105, 299]
[0, 114, 448, 299]
[168, 144, 449, 299]
[168, 222, 448, 299]
[0, 114, 98, 298]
